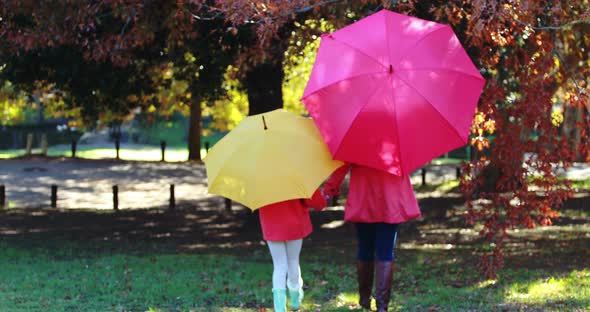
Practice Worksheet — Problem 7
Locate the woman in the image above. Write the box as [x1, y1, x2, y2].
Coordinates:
[324, 164, 421, 312]
[258, 189, 329, 312]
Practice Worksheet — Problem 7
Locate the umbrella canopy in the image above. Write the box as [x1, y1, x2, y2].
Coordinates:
[302, 9, 485, 176]
[204, 109, 343, 210]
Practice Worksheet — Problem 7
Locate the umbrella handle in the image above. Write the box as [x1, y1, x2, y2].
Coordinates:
[262, 115, 268, 130]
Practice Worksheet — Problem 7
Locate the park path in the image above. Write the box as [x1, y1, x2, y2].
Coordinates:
[0, 158, 462, 209]
[0, 158, 213, 209]
[0, 158, 588, 209]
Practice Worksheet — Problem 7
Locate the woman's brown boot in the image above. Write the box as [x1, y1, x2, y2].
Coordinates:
[374, 261, 394, 312]
[357, 261, 374, 310]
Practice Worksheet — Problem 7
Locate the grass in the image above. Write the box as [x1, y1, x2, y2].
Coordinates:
[0, 239, 587, 312]
[0, 132, 225, 161]
[415, 179, 461, 194]
[429, 157, 465, 165]
[0, 242, 261, 311]
[571, 178, 590, 190]
[0, 145, 209, 162]
[0, 207, 588, 312]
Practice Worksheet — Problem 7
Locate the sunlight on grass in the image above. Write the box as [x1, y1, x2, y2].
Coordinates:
[398, 242, 455, 250]
[571, 178, 590, 190]
[437, 179, 460, 193]
[430, 158, 464, 165]
[477, 279, 498, 289]
[320, 220, 345, 229]
[528, 277, 564, 298]
[335, 291, 358, 304]
[506, 269, 590, 306]
[561, 208, 590, 218]
[0, 146, 209, 161]
[311, 291, 358, 311]
[0, 150, 19, 158]
[508, 224, 590, 239]
[415, 178, 461, 194]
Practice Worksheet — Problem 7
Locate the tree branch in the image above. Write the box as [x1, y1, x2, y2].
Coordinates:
[190, 10, 223, 21]
[552, 49, 586, 94]
[190, 0, 350, 25]
[512, 16, 590, 31]
[120, 15, 132, 36]
[552, 49, 590, 114]
[293, 0, 349, 14]
[187, 4, 224, 21]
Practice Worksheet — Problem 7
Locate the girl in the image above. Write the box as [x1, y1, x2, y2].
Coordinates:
[259, 189, 329, 311]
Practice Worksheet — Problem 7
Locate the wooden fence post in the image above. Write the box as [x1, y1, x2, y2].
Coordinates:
[51, 185, 57, 208]
[115, 139, 121, 160]
[0, 185, 5, 208]
[113, 185, 119, 211]
[41, 133, 48, 156]
[71, 140, 77, 158]
[169, 184, 175, 211]
[160, 141, 167, 162]
[25, 133, 33, 156]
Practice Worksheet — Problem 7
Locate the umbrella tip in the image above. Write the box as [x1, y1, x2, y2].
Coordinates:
[262, 115, 268, 130]
[389, 64, 394, 73]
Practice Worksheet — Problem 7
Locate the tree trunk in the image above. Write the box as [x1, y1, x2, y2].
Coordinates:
[562, 103, 586, 161]
[245, 60, 285, 116]
[187, 93, 202, 161]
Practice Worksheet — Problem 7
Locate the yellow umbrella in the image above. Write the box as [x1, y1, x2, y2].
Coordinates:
[204, 109, 343, 210]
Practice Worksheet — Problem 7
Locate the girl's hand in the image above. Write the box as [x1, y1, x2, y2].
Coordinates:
[323, 163, 350, 197]
[305, 189, 328, 211]
[320, 188, 330, 200]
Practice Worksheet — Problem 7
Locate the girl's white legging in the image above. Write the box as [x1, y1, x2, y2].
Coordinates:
[267, 239, 303, 290]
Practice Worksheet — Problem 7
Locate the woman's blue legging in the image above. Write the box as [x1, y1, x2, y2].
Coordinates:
[355, 222, 399, 262]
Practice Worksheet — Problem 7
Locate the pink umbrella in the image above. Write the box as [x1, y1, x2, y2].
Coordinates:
[302, 9, 485, 176]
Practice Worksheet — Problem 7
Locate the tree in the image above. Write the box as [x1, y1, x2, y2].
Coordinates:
[1, 1, 238, 161]
[203, 24, 328, 132]
[1, 46, 156, 127]
[0, 1, 175, 131]
[164, 20, 237, 160]
[207, 0, 590, 277]
[449, 0, 589, 277]
[0, 81, 28, 125]
[198, 1, 375, 116]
